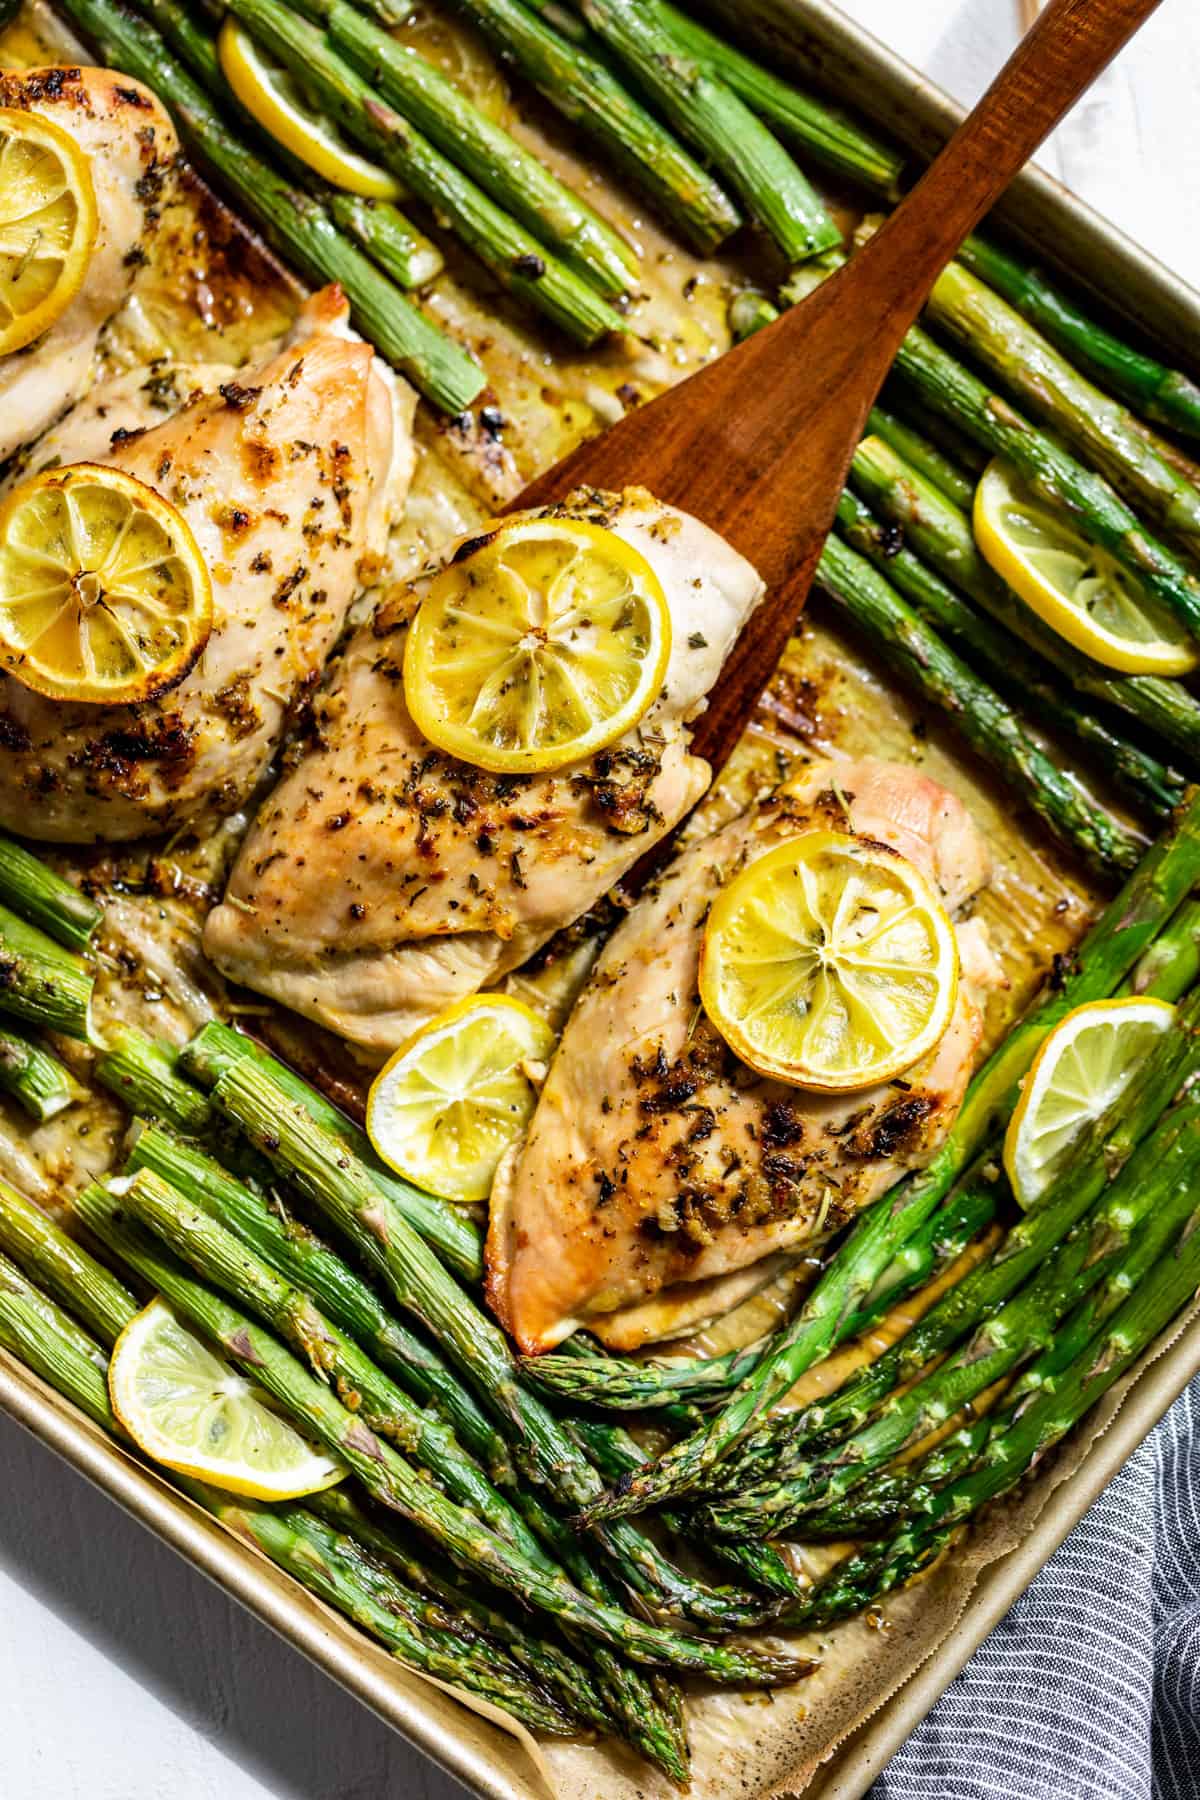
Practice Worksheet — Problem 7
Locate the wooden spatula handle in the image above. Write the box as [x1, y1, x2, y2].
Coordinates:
[850, 0, 1163, 367]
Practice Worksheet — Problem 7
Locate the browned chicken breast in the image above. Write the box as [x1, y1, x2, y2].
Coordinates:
[0, 67, 179, 463]
[0, 286, 413, 842]
[203, 489, 764, 1050]
[486, 757, 1002, 1353]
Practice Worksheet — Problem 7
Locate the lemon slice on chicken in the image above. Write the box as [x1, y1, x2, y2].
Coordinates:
[1004, 997, 1175, 1208]
[699, 830, 959, 1091]
[974, 458, 1197, 676]
[367, 995, 556, 1201]
[0, 106, 99, 357]
[109, 1300, 345, 1500]
[0, 463, 213, 704]
[219, 19, 403, 202]
[404, 516, 671, 774]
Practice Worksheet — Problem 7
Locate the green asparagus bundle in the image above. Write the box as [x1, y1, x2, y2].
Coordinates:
[289, 0, 638, 299]
[198, 1053, 785, 1634]
[958, 234, 1200, 443]
[59, 0, 484, 413]
[567, 0, 840, 263]
[775, 1194, 1200, 1630]
[179, 1022, 483, 1283]
[833, 485, 1184, 822]
[849, 431, 1200, 772]
[226, 0, 624, 345]
[925, 262, 1200, 561]
[75, 1173, 809, 1691]
[449, 0, 740, 252]
[815, 532, 1144, 873]
[576, 793, 1200, 1520]
[704, 1094, 1200, 1537]
[893, 325, 1200, 646]
[524, 1177, 998, 1413]
[867, 403, 977, 509]
[0, 1180, 139, 1346]
[1121, 897, 1200, 1000]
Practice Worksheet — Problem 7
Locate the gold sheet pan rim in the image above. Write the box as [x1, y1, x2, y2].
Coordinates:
[4, 4, 1200, 1798]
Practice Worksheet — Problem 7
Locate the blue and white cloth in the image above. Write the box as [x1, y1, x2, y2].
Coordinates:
[872, 1376, 1200, 1800]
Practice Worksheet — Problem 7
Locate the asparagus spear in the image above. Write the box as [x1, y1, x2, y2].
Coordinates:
[0, 1258, 117, 1420]
[1121, 897, 1200, 1000]
[816, 533, 1144, 872]
[60, 0, 484, 413]
[654, 0, 904, 199]
[0, 838, 100, 953]
[0, 1179, 138, 1345]
[571, 0, 839, 263]
[925, 262, 1200, 560]
[524, 1177, 998, 1414]
[0, 905, 94, 1042]
[867, 404, 977, 510]
[179, 1022, 483, 1284]
[834, 485, 1185, 821]
[75, 1174, 809, 1689]
[446, 0, 741, 253]
[576, 794, 1200, 1520]
[227, 0, 623, 346]
[959, 234, 1200, 443]
[291, 0, 638, 300]
[779, 1199, 1200, 1630]
[893, 325, 1200, 646]
[0, 1026, 86, 1123]
[850, 431, 1200, 772]
[704, 1098, 1200, 1537]
[95, 1028, 214, 1136]
[323, 191, 445, 290]
[200, 1055, 781, 1633]
[0, 1251, 113, 1374]
[793, 1417, 991, 1542]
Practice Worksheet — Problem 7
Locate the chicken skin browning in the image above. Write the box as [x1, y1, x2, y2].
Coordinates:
[204, 489, 765, 1051]
[0, 286, 413, 842]
[0, 67, 179, 464]
[487, 757, 1003, 1353]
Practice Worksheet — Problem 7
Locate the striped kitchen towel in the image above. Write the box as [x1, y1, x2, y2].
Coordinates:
[872, 1375, 1200, 1799]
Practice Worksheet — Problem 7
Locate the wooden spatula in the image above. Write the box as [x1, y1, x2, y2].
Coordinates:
[512, 0, 1163, 777]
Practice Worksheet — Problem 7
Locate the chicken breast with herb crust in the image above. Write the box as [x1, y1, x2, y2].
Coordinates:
[0, 285, 413, 842]
[486, 757, 1003, 1353]
[203, 488, 764, 1051]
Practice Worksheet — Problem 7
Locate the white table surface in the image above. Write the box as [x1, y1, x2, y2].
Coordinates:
[5, 5, 1200, 1798]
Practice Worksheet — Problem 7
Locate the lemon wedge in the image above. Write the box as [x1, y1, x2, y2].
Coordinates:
[0, 106, 98, 357]
[219, 19, 403, 202]
[1004, 996, 1175, 1208]
[0, 462, 213, 704]
[109, 1299, 345, 1500]
[974, 457, 1198, 676]
[699, 829, 959, 1092]
[367, 995, 556, 1202]
[404, 515, 671, 774]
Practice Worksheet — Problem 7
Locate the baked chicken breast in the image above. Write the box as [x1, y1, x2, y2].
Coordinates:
[486, 757, 1002, 1353]
[0, 66, 179, 463]
[0, 286, 413, 842]
[203, 488, 764, 1050]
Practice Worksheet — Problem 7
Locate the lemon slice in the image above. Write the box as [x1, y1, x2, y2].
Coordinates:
[109, 1299, 345, 1500]
[974, 457, 1197, 676]
[367, 995, 556, 1202]
[219, 19, 403, 202]
[404, 516, 671, 774]
[0, 106, 98, 357]
[699, 829, 959, 1092]
[1004, 996, 1175, 1208]
[0, 462, 213, 704]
